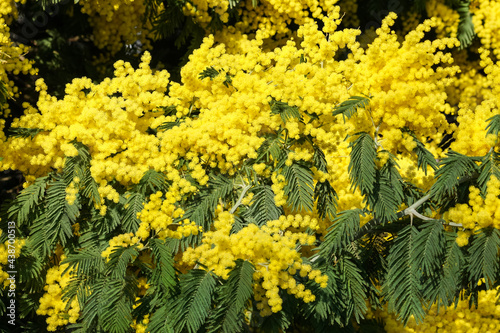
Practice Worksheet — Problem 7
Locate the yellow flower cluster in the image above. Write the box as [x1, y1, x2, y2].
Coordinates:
[449, 49, 499, 155]
[0, 231, 25, 287]
[183, 211, 327, 315]
[79, 0, 154, 55]
[445, 176, 500, 232]
[472, 0, 500, 58]
[0, 0, 36, 117]
[1, 51, 174, 190]
[101, 232, 144, 259]
[36, 259, 80, 331]
[377, 287, 500, 333]
[136, 191, 201, 240]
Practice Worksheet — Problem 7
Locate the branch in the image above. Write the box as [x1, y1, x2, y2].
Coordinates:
[230, 184, 252, 214]
[355, 193, 463, 239]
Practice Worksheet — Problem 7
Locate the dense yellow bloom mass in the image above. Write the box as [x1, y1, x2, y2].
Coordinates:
[183, 210, 326, 315]
[79, 0, 154, 55]
[445, 176, 500, 232]
[0, 0, 36, 116]
[36, 258, 80, 331]
[378, 287, 500, 333]
[2, 0, 500, 330]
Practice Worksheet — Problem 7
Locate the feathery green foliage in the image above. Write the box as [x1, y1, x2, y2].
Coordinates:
[320, 209, 362, 259]
[384, 225, 426, 325]
[8, 127, 46, 139]
[332, 96, 371, 122]
[244, 185, 283, 226]
[171, 269, 218, 333]
[402, 128, 438, 175]
[422, 231, 464, 311]
[485, 114, 500, 136]
[269, 98, 301, 123]
[207, 260, 254, 333]
[183, 173, 234, 230]
[7, 176, 48, 227]
[349, 132, 377, 195]
[429, 150, 480, 205]
[367, 154, 405, 223]
[281, 161, 314, 212]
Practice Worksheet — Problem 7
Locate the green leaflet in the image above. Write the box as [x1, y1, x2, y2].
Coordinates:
[8, 127, 46, 139]
[429, 150, 480, 205]
[269, 98, 301, 123]
[467, 228, 500, 293]
[7, 176, 48, 227]
[335, 254, 368, 324]
[401, 128, 438, 175]
[122, 192, 145, 233]
[348, 132, 377, 196]
[414, 222, 446, 277]
[29, 177, 80, 257]
[454, 0, 475, 49]
[477, 150, 500, 198]
[171, 269, 217, 333]
[149, 238, 177, 294]
[320, 209, 362, 259]
[282, 161, 314, 212]
[244, 185, 283, 226]
[485, 114, 500, 136]
[314, 180, 337, 221]
[332, 96, 371, 122]
[367, 154, 404, 223]
[422, 231, 464, 312]
[183, 173, 234, 231]
[384, 224, 426, 325]
[207, 260, 254, 333]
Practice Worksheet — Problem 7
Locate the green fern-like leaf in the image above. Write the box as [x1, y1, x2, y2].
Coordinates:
[105, 245, 140, 279]
[244, 185, 283, 226]
[429, 150, 480, 205]
[147, 304, 176, 333]
[0, 80, 9, 106]
[171, 269, 217, 333]
[302, 265, 345, 327]
[384, 224, 426, 325]
[29, 177, 80, 257]
[320, 209, 363, 259]
[422, 231, 464, 311]
[269, 98, 301, 123]
[332, 96, 370, 122]
[255, 131, 286, 165]
[122, 192, 145, 233]
[348, 132, 377, 196]
[401, 129, 438, 175]
[485, 114, 500, 136]
[207, 260, 254, 333]
[414, 222, 446, 277]
[468, 228, 500, 291]
[81, 166, 100, 206]
[149, 238, 177, 294]
[314, 180, 337, 221]
[368, 155, 404, 223]
[455, 0, 475, 49]
[336, 254, 368, 324]
[133, 169, 170, 195]
[7, 176, 48, 226]
[63, 141, 92, 186]
[9, 127, 46, 139]
[199, 66, 220, 80]
[282, 161, 314, 212]
[100, 276, 138, 333]
[477, 150, 500, 197]
[184, 174, 234, 230]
